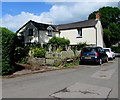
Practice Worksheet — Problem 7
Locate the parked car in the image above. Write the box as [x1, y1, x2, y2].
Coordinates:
[103, 48, 115, 60]
[80, 46, 108, 65]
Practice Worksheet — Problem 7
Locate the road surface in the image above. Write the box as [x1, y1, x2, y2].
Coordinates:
[2, 58, 119, 99]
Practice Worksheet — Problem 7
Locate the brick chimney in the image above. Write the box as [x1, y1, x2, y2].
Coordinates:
[96, 12, 101, 20]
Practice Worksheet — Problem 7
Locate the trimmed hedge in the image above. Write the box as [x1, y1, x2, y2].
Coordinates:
[1, 27, 16, 75]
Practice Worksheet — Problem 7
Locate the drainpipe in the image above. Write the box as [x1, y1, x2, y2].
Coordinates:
[38, 29, 40, 44]
[94, 27, 97, 46]
[59, 31, 60, 37]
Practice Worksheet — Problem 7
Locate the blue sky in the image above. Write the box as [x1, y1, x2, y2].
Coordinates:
[1, 1, 119, 32]
[2, 2, 52, 16]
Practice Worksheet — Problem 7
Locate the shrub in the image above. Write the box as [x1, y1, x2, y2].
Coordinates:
[1, 27, 16, 75]
[111, 46, 120, 53]
[56, 47, 62, 53]
[14, 46, 30, 63]
[77, 42, 87, 50]
[33, 48, 46, 58]
[48, 37, 70, 51]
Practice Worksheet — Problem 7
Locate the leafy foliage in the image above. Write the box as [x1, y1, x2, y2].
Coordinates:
[111, 46, 120, 53]
[31, 47, 46, 58]
[1, 27, 16, 75]
[48, 37, 70, 51]
[88, 6, 120, 47]
[77, 42, 87, 50]
[14, 46, 30, 63]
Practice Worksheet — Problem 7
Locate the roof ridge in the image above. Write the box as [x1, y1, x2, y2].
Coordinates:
[57, 19, 95, 26]
[30, 20, 53, 26]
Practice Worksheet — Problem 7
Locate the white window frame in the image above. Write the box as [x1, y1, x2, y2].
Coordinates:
[77, 28, 82, 38]
[47, 26, 53, 37]
[48, 30, 53, 37]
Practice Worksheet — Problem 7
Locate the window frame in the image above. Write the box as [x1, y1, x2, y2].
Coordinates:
[76, 28, 82, 38]
[28, 29, 33, 36]
[47, 26, 53, 37]
[48, 30, 53, 37]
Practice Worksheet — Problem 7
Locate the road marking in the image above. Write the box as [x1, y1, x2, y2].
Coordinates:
[91, 68, 116, 79]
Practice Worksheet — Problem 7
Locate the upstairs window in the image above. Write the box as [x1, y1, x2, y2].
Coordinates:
[28, 29, 33, 36]
[47, 26, 53, 37]
[48, 30, 52, 37]
[77, 28, 82, 38]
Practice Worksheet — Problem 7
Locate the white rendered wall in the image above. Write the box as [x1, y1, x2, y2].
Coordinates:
[60, 27, 96, 45]
[38, 30, 59, 44]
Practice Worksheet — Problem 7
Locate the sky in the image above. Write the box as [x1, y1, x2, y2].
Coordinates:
[1, 1, 119, 32]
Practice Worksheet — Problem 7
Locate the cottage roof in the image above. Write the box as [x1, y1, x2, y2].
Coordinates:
[30, 20, 57, 31]
[16, 20, 58, 33]
[56, 19, 98, 30]
[16, 19, 98, 33]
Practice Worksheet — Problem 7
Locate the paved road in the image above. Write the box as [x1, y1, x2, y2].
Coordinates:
[2, 58, 119, 99]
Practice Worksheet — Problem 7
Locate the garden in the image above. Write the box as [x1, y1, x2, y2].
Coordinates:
[1, 27, 88, 76]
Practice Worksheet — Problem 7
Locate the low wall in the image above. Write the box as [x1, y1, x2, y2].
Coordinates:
[46, 51, 80, 59]
[27, 57, 46, 70]
[45, 51, 80, 65]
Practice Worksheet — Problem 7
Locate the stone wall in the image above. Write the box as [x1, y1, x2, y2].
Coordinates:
[27, 57, 46, 70]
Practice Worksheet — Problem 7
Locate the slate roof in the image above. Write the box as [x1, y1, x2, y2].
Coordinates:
[16, 19, 98, 33]
[56, 19, 98, 30]
[30, 20, 57, 31]
[16, 20, 58, 33]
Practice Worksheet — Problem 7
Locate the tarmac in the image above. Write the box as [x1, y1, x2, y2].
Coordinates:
[51, 82, 112, 99]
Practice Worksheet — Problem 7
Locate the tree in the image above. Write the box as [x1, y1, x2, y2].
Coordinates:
[88, 6, 120, 47]
[1, 27, 16, 75]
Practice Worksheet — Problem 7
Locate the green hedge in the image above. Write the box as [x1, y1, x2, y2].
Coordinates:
[1, 27, 16, 75]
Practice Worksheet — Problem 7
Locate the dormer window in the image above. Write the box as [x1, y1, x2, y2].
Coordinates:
[28, 29, 33, 36]
[48, 30, 52, 37]
[77, 28, 82, 38]
[47, 26, 53, 37]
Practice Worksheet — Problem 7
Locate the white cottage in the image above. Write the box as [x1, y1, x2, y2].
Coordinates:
[57, 19, 104, 47]
[16, 20, 59, 46]
[16, 13, 104, 47]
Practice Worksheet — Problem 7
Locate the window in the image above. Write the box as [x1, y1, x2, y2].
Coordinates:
[77, 28, 82, 38]
[28, 29, 33, 36]
[47, 26, 53, 37]
[97, 47, 103, 53]
[48, 30, 52, 37]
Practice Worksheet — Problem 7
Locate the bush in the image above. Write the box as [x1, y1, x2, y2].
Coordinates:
[77, 42, 87, 50]
[111, 46, 120, 53]
[1, 27, 16, 75]
[48, 37, 70, 51]
[33, 48, 46, 58]
[14, 46, 30, 63]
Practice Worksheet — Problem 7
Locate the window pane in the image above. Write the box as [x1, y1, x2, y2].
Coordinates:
[48, 30, 52, 36]
[78, 28, 82, 37]
[28, 29, 33, 36]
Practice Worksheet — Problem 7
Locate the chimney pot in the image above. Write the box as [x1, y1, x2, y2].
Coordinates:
[96, 12, 100, 20]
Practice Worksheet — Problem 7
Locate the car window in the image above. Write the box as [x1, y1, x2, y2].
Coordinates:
[98, 47, 104, 53]
[82, 48, 96, 52]
[104, 49, 110, 52]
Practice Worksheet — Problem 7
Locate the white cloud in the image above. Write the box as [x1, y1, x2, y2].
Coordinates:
[1, 12, 52, 31]
[1, 2, 118, 32]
